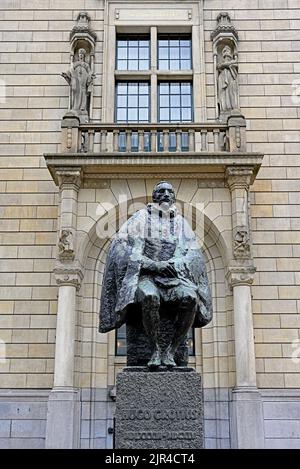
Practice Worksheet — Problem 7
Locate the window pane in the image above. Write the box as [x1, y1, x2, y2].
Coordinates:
[159, 48, 168, 59]
[139, 108, 149, 121]
[128, 83, 138, 94]
[170, 95, 180, 107]
[118, 96, 127, 107]
[117, 108, 127, 121]
[182, 108, 192, 121]
[117, 83, 127, 94]
[139, 83, 149, 94]
[170, 60, 179, 69]
[170, 47, 179, 59]
[139, 60, 149, 70]
[128, 96, 138, 108]
[159, 83, 169, 94]
[117, 60, 127, 70]
[170, 83, 180, 94]
[128, 48, 138, 59]
[181, 60, 191, 70]
[159, 39, 168, 47]
[159, 108, 169, 121]
[171, 108, 180, 121]
[140, 40, 149, 47]
[128, 108, 138, 121]
[181, 94, 191, 107]
[181, 83, 191, 94]
[159, 59, 168, 69]
[160, 95, 169, 107]
[139, 95, 149, 107]
[139, 48, 149, 59]
[181, 47, 190, 59]
[118, 40, 127, 47]
[118, 48, 128, 59]
[169, 39, 179, 47]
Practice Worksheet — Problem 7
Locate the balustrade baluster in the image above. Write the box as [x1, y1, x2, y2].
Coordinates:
[176, 129, 182, 152]
[88, 129, 95, 153]
[113, 130, 119, 152]
[163, 129, 169, 152]
[151, 129, 157, 152]
[100, 130, 107, 152]
[188, 129, 195, 152]
[201, 130, 208, 152]
[126, 130, 132, 152]
[138, 130, 144, 152]
[213, 129, 220, 152]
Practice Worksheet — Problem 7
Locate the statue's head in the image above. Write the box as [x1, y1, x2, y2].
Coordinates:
[152, 181, 176, 207]
[222, 45, 233, 60]
[78, 48, 86, 60]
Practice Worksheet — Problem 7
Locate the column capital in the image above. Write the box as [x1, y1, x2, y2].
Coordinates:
[54, 264, 84, 290]
[225, 166, 253, 192]
[56, 167, 82, 191]
[227, 264, 256, 287]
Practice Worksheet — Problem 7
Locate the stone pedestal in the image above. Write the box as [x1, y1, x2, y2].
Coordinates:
[115, 369, 203, 449]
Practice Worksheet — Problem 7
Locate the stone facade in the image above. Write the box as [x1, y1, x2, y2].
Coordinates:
[0, 0, 300, 449]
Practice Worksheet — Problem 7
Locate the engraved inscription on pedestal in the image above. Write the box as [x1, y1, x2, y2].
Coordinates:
[115, 371, 203, 449]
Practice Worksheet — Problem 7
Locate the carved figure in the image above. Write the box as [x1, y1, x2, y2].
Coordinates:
[58, 229, 74, 260]
[217, 45, 239, 114]
[62, 48, 94, 114]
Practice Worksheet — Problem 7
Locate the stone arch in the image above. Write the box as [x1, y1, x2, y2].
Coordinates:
[75, 180, 234, 448]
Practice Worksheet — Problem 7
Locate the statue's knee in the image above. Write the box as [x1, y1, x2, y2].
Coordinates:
[137, 287, 160, 307]
[181, 291, 197, 309]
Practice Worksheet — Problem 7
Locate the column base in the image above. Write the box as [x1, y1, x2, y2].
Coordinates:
[230, 387, 264, 449]
[45, 388, 80, 449]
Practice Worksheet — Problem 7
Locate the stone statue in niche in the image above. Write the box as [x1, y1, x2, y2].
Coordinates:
[217, 45, 239, 116]
[99, 181, 213, 369]
[62, 48, 94, 119]
[58, 229, 74, 261]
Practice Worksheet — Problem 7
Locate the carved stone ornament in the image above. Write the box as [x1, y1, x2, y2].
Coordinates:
[233, 226, 251, 259]
[54, 266, 83, 290]
[226, 167, 254, 191]
[70, 11, 97, 43]
[211, 12, 239, 43]
[56, 168, 82, 190]
[227, 265, 256, 287]
[58, 229, 74, 261]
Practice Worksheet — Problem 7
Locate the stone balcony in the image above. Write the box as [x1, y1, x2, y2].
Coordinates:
[44, 112, 263, 187]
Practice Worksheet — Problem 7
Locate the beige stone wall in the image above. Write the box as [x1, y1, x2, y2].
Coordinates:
[204, 0, 300, 388]
[0, 0, 104, 388]
[0, 0, 300, 389]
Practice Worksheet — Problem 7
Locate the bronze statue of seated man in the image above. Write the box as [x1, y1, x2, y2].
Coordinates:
[99, 181, 212, 369]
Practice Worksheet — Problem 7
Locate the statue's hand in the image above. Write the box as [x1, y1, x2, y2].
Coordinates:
[158, 262, 177, 278]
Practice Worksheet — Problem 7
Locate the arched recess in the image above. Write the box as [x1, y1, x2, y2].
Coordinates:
[75, 182, 234, 448]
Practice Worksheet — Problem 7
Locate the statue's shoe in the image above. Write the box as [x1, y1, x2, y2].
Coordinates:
[147, 351, 161, 368]
[161, 349, 176, 367]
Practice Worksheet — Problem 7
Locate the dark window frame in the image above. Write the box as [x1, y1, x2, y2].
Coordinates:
[116, 34, 151, 71]
[157, 33, 192, 71]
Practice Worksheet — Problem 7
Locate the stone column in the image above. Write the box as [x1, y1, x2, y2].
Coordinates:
[45, 169, 83, 449]
[226, 167, 264, 449]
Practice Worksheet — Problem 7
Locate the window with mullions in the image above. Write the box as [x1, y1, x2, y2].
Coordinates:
[116, 82, 150, 151]
[116, 36, 150, 71]
[158, 35, 192, 70]
[116, 324, 195, 357]
[158, 82, 192, 151]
